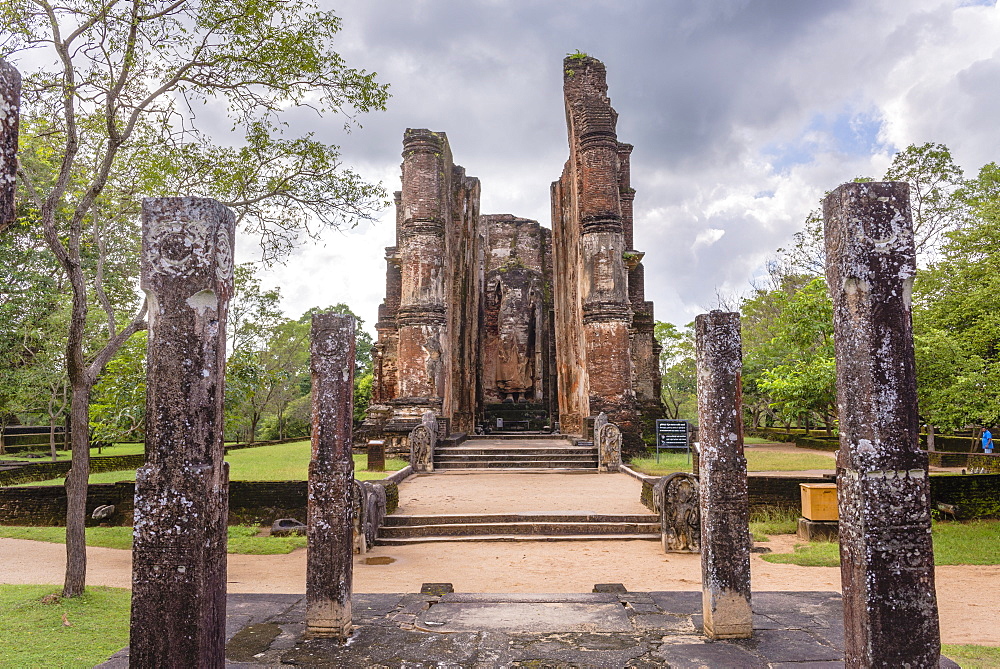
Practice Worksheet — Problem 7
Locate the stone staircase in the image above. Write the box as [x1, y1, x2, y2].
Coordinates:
[375, 512, 659, 545]
[433, 435, 597, 471]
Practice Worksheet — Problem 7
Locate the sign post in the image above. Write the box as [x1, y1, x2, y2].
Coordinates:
[655, 419, 691, 463]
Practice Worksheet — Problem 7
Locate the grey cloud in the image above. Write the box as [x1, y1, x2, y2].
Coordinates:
[255, 0, 999, 329]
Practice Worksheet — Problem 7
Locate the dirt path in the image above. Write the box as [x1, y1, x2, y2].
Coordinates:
[395, 471, 650, 515]
[2, 470, 995, 646]
[1, 534, 996, 646]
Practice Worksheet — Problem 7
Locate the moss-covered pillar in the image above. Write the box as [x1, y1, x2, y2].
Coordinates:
[695, 310, 752, 640]
[0, 59, 20, 227]
[131, 197, 235, 667]
[823, 182, 939, 668]
[306, 313, 356, 640]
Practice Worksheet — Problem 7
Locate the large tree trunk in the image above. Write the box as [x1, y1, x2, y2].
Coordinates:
[63, 384, 90, 597]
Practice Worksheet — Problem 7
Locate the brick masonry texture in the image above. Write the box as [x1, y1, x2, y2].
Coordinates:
[367, 57, 663, 454]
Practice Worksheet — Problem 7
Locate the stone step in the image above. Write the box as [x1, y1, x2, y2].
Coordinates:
[427, 467, 601, 473]
[379, 521, 660, 539]
[434, 460, 598, 470]
[383, 513, 657, 526]
[464, 434, 573, 441]
[434, 451, 597, 461]
[374, 533, 659, 545]
[435, 447, 596, 456]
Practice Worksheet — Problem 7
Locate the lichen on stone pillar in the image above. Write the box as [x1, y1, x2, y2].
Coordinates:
[0, 59, 21, 227]
[130, 197, 235, 667]
[823, 181, 940, 668]
[695, 310, 752, 640]
[306, 313, 357, 640]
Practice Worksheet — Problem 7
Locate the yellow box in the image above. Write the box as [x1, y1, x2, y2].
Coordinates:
[800, 483, 838, 521]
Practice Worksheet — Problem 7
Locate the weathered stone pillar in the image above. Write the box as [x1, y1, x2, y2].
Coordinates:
[565, 57, 637, 447]
[823, 182, 939, 667]
[695, 310, 752, 640]
[617, 142, 635, 251]
[306, 313, 356, 640]
[395, 129, 449, 405]
[131, 197, 235, 667]
[1, 59, 20, 226]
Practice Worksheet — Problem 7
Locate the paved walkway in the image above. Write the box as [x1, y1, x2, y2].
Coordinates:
[395, 471, 649, 515]
[102, 589, 958, 668]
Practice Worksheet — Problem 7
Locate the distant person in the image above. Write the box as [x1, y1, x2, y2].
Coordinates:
[982, 427, 994, 454]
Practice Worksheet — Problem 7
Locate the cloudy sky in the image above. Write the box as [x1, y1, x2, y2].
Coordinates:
[250, 0, 1000, 334]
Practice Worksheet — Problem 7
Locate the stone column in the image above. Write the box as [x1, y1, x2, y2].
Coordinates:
[131, 197, 235, 667]
[565, 57, 636, 445]
[306, 313, 356, 640]
[394, 129, 448, 406]
[823, 182, 939, 667]
[695, 310, 752, 640]
[617, 142, 635, 251]
[1, 59, 20, 226]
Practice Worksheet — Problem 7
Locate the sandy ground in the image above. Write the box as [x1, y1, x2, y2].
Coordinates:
[1, 470, 997, 646]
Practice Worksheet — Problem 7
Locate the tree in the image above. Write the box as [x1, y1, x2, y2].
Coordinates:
[912, 161, 1000, 433]
[741, 275, 836, 433]
[89, 331, 147, 444]
[225, 318, 309, 444]
[884, 142, 965, 259]
[0, 211, 70, 458]
[654, 321, 696, 420]
[2, 0, 388, 596]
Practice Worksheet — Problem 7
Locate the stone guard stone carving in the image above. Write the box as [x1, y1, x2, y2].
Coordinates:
[409, 409, 438, 473]
[594, 412, 622, 472]
[352, 480, 388, 554]
[653, 472, 700, 553]
[408, 425, 432, 472]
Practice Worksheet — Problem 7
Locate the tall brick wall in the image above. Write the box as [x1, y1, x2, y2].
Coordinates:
[551, 55, 664, 451]
[366, 57, 663, 444]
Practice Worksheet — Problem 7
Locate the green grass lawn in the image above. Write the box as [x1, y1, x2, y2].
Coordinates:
[1, 443, 146, 462]
[13, 441, 407, 486]
[0, 584, 131, 668]
[749, 506, 800, 541]
[0, 524, 309, 554]
[941, 644, 1000, 668]
[762, 520, 1000, 567]
[629, 449, 835, 476]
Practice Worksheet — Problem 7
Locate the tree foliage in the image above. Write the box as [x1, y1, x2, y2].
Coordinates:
[912, 161, 1000, 429]
[1, 0, 389, 596]
[653, 321, 696, 420]
[743, 144, 999, 439]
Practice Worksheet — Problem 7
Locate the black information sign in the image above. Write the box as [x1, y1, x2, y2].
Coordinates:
[655, 420, 690, 462]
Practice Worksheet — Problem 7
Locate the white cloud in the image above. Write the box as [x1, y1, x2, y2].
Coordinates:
[248, 0, 1000, 332]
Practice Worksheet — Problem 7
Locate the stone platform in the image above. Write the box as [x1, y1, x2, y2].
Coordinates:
[100, 589, 958, 667]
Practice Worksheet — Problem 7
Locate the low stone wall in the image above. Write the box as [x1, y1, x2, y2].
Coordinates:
[928, 451, 1000, 472]
[640, 473, 1000, 520]
[0, 479, 400, 527]
[641, 475, 818, 513]
[748, 428, 979, 454]
[931, 473, 1000, 519]
[0, 453, 146, 487]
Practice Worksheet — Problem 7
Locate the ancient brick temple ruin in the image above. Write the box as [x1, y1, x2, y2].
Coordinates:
[366, 56, 662, 454]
